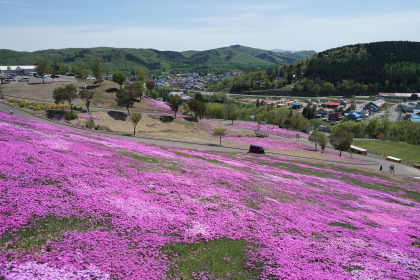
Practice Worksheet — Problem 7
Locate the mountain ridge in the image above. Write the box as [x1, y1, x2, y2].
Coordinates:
[0, 45, 316, 74]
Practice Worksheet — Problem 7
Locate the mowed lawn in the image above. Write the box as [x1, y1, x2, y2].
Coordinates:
[353, 140, 420, 165]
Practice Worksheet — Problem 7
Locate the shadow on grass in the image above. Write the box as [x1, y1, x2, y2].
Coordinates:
[105, 87, 118, 93]
[159, 116, 174, 123]
[108, 111, 127, 121]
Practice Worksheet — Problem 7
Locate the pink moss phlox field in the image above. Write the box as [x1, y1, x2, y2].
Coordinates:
[226, 136, 314, 151]
[233, 122, 309, 139]
[1, 112, 419, 280]
[147, 99, 171, 111]
[78, 114, 101, 120]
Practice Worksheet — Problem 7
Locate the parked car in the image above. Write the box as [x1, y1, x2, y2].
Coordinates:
[248, 145, 265, 154]
[18, 78, 30, 82]
[65, 72, 75, 76]
[51, 74, 60, 78]
[86, 76, 96, 80]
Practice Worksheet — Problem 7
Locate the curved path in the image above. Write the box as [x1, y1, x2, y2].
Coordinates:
[1, 100, 420, 178]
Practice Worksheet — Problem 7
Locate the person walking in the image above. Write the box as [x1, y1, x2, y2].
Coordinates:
[379, 165, 383, 171]
[389, 165, 395, 173]
[9, 108, 13, 115]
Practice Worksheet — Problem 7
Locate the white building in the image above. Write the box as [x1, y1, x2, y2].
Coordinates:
[0, 66, 36, 75]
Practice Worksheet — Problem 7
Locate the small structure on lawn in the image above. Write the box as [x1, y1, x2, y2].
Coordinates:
[386, 156, 402, 163]
[350, 145, 367, 155]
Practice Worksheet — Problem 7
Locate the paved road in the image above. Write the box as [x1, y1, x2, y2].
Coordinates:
[1, 100, 420, 178]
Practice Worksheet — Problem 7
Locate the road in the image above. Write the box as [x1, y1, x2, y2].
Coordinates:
[1, 100, 420, 178]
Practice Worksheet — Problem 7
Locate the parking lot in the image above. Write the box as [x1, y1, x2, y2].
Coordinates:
[1, 74, 76, 84]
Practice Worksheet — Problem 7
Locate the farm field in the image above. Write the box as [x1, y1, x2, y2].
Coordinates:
[1, 112, 419, 280]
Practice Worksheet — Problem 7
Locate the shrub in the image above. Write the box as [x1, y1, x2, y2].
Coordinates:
[86, 117, 95, 129]
[65, 112, 78, 120]
[46, 109, 66, 120]
[95, 125, 110, 131]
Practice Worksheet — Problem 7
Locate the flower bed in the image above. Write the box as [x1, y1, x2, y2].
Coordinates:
[233, 122, 308, 139]
[78, 114, 101, 120]
[0, 112, 418, 280]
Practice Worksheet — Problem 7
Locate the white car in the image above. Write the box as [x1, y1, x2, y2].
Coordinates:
[86, 76, 96, 80]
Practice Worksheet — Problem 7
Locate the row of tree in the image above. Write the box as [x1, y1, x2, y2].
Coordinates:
[308, 127, 354, 156]
[334, 118, 420, 145]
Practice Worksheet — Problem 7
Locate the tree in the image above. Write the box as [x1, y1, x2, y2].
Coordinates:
[302, 104, 317, 119]
[35, 58, 50, 84]
[135, 67, 148, 83]
[318, 132, 328, 153]
[112, 72, 126, 89]
[308, 129, 320, 151]
[90, 58, 104, 83]
[145, 80, 155, 97]
[53, 84, 78, 113]
[130, 112, 142, 135]
[73, 62, 89, 83]
[115, 88, 137, 115]
[212, 128, 227, 145]
[223, 98, 235, 121]
[51, 59, 61, 82]
[188, 99, 207, 121]
[329, 127, 353, 157]
[60, 64, 72, 74]
[79, 89, 95, 112]
[228, 110, 239, 125]
[168, 94, 181, 119]
[125, 82, 143, 101]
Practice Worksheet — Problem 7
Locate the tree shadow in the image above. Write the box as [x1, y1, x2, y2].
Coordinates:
[106, 87, 118, 93]
[107, 111, 127, 121]
[159, 116, 174, 123]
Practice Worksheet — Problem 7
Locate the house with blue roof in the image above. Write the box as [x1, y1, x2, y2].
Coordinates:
[409, 115, 420, 123]
[344, 112, 362, 122]
[291, 102, 303, 109]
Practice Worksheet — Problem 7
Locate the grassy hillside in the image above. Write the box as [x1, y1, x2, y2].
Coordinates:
[0, 45, 316, 75]
[352, 140, 420, 165]
[0, 112, 419, 279]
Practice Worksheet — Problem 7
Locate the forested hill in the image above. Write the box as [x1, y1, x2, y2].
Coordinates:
[209, 41, 420, 95]
[303, 41, 420, 93]
[0, 45, 316, 74]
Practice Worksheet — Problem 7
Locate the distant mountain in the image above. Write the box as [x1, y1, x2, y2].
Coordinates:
[0, 45, 316, 74]
[271, 48, 316, 54]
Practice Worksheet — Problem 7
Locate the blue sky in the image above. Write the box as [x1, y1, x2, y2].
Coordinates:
[1, 0, 419, 52]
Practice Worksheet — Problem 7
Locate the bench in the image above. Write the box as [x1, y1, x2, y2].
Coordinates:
[386, 156, 402, 163]
[350, 145, 368, 155]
